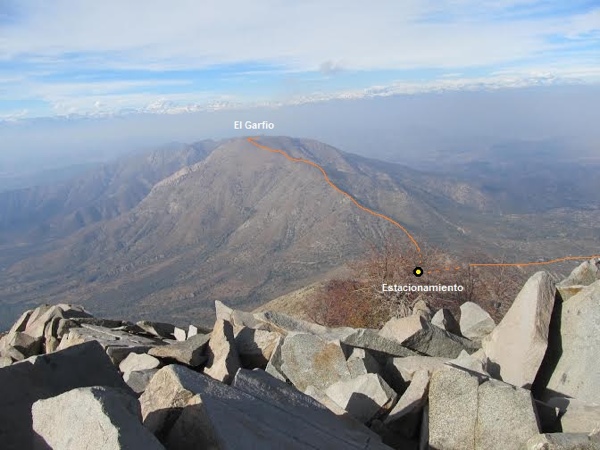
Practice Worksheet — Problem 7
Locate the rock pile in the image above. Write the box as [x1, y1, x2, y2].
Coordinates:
[0, 258, 599, 449]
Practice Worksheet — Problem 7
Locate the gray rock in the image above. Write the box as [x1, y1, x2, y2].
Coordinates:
[187, 325, 198, 337]
[541, 281, 600, 403]
[380, 314, 477, 358]
[142, 364, 389, 449]
[173, 327, 187, 341]
[476, 378, 540, 450]
[428, 366, 480, 450]
[523, 433, 599, 449]
[0, 331, 42, 359]
[32, 386, 164, 450]
[346, 347, 380, 378]
[280, 333, 351, 391]
[558, 259, 600, 287]
[265, 336, 287, 381]
[557, 285, 586, 301]
[124, 369, 159, 394]
[59, 324, 163, 365]
[215, 300, 233, 322]
[387, 355, 450, 384]
[384, 369, 429, 438]
[483, 271, 556, 388]
[447, 349, 489, 376]
[0, 341, 131, 450]
[232, 369, 385, 446]
[234, 326, 281, 369]
[546, 397, 600, 434]
[431, 307, 462, 336]
[0, 356, 12, 367]
[119, 352, 161, 374]
[136, 321, 175, 339]
[24, 304, 92, 339]
[148, 333, 210, 366]
[459, 302, 495, 341]
[203, 319, 240, 384]
[428, 366, 539, 450]
[341, 328, 418, 358]
[325, 373, 397, 424]
[8, 309, 33, 334]
[412, 299, 432, 321]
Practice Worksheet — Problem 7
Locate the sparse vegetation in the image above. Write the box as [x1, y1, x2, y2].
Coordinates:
[305, 236, 525, 328]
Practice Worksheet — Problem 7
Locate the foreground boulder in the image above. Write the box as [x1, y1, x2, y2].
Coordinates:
[483, 271, 556, 388]
[203, 319, 241, 384]
[384, 369, 430, 438]
[540, 280, 600, 403]
[427, 366, 539, 450]
[431, 308, 462, 336]
[0, 341, 131, 450]
[459, 302, 495, 341]
[280, 333, 351, 391]
[32, 386, 164, 449]
[141, 364, 390, 449]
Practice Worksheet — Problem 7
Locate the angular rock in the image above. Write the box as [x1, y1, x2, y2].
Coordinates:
[523, 433, 599, 449]
[346, 347, 380, 378]
[325, 373, 397, 424]
[476, 378, 540, 450]
[234, 326, 281, 369]
[341, 328, 418, 358]
[142, 364, 389, 449]
[59, 324, 163, 365]
[387, 355, 450, 384]
[187, 325, 198, 337]
[428, 366, 480, 450]
[119, 352, 161, 374]
[431, 307, 462, 336]
[483, 271, 556, 388]
[265, 336, 287, 381]
[280, 333, 351, 391]
[447, 349, 489, 376]
[546, 397, 600, 434]
[542, 281, 600, 403]
[428, 366, 539, 450]
[124, 369, 159, 394]
[24, 304, 92, 339]
[215, 300, 233, 322]
[203, 319, 240, 384]
[173, 327, 187, 341]
[0, 356, 12, 367]
[557, 285, 585, 302]
[0, 331, 42, 359]
[0, 341, 131, 450]
[558, 258, 600, 287]
[459, 302, 495, 341]
[136, 321, 175, 339]
[412, 299, 432, 321]
[8, 309, 33, 334]
[380, 315, 477, 358]
[384, 369, 429, 438]
[148, 333, 210, 366]
[233, 369, 384, 446]
[32, 386, 164, 450]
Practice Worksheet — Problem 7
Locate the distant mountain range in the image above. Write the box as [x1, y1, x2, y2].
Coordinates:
[0, 136, 598, 329]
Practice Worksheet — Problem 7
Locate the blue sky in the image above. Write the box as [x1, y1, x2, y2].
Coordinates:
[0, 0, 598, 120]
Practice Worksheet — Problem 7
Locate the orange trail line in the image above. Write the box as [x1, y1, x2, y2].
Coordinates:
[246, 137, 422, 256]
[247, 137, 599, 271]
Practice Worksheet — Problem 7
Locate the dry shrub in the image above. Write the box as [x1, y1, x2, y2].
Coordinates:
[305, 235, 526, 328]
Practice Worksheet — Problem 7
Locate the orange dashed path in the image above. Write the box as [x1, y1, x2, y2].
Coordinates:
[246, 137, 599, 272]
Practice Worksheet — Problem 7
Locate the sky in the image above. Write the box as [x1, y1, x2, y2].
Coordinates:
[1, 0, 599, 120]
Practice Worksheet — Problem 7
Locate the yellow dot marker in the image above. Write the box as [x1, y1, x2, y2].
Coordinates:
[413, 267, 424, 277]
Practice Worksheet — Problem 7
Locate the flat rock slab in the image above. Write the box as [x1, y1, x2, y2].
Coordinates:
[32, 386, 164, 450]
[0, 341, 131, 450]
[542, 281, 600, 404]
[280, 333, 351, 391]
[428, 366, 539, 450]
[141, 364, 390, 449]
[341, 328, 418, 358]
[119, 352, 161, 374]
[523, 433, 599, 449]
[148, 333, 210, 367]
[124, 369, 159, 394]
[546, 397, 600, 434]
[483, 271, 556, 388]
[325, 373, 397, 424]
